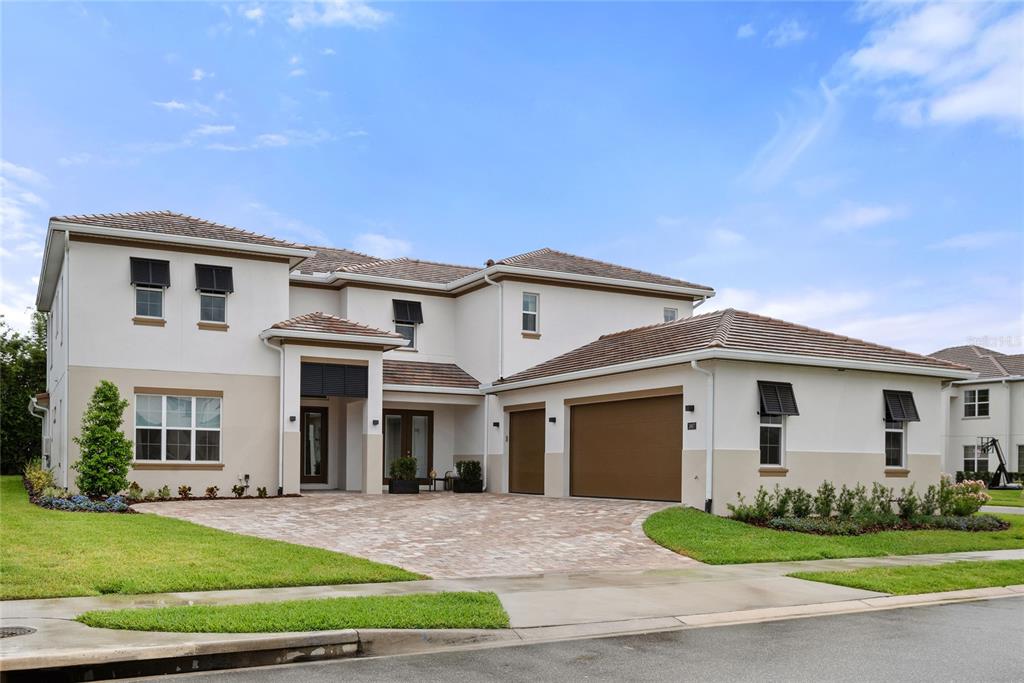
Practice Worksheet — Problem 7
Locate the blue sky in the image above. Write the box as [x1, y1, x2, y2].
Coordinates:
[2, 1, 1021, 354]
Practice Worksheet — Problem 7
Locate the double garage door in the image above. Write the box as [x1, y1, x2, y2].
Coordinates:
[508, 394, 682, 502]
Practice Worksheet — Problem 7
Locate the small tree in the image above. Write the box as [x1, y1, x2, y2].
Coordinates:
[73, 380, 132, 497]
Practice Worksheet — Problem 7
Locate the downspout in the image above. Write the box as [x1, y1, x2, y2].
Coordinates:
[262, 337, 285, 496]
[28, 397, 49, 467]
[482, 270, 503, 491]
[691, 360, 714, 513]
[693, 295, 709, 309]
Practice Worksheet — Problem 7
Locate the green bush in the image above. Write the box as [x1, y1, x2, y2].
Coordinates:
[125, 481, 144, 501]
[231, 484, 246, 498]
[157, 485, 171, 500]
[256, 486, 268, 498]
[943, 477, 990, 516]
[178, 485, 192, 500]
[204, 486, 219, 499]
[920, 484, 939, 516]
[790, 488, 813, 518]
[41, 485, 68, 499]
[897, 485, 919, 520]
[767, 517, 864, 536]
[915, 514, 1008, 532]
[835, 484, 857, 518]
[23, 461, 55, 497]
[72, 380, 133, 497]
[769, 485, 792, 518]
[814, 481, 836, 518]
[389, 456, 418, 481]
[870, 483, 894, 516]
[455, 460, 482, 483]
[143, 489, 158, 502]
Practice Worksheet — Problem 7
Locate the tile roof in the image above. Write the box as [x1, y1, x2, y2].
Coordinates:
[343, 258, 479, 284]
[383, 359, 480, 389]
[53, 210, 304, 250]
[496, 308, 968, 385]
[496, 248, 713, 292]
[294, 246, 380, 274]
[929, 345, 1024, 379]
[270, 312, 404, 339]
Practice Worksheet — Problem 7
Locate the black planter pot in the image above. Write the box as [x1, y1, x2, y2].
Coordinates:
[453, 479, 484, 493]
[388, 480, 420, 494]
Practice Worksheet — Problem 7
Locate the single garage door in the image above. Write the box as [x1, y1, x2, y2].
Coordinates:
[509, 408, 545, 494]
[570, 394, 682, 502]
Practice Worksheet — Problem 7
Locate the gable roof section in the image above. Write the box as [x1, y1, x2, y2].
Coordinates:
[294, 246, 380, 274]
[269, 312, 403, 339]
[496, 248, 713, 292]
[929, 345, 1024, 379]
[493, 308, 971, 387]
[383, 359, 480, 389]
[343, 257, 479, 284]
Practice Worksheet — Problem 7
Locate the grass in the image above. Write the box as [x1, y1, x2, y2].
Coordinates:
[76, 592, 509, 632]
[0, 475, 421, 600]
[643, 507, 1024, 565]
[986, 488, 1024, 508]
[791, 560, 1024, 595]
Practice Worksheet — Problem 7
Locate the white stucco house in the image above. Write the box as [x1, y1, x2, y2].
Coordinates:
[33, 211, 975, 514]
[930, 345, 1023, 478]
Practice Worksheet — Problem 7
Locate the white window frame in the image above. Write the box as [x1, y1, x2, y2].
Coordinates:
[134, 285, 165, 319]
[133, 394, 222, 462]
[884, 420, 906, 468]
[395, 322, 417, 350]
[199, 291, 227, 323]
[663, 307, 678, 323]
[962, 444, 989, 473]
[522, 292, 539, 332]
[759, 414, 785, 466]
[963, 388, 989, 418]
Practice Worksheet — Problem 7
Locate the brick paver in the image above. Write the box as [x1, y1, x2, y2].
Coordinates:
[134, 493, 699, 578]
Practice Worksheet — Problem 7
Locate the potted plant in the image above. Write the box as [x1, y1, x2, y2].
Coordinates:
[453, 460, 484, 493]
[388, 456, 420, 494]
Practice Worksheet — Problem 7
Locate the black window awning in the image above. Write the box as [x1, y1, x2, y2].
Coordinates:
[301, 363, 368, 398]
[130, 258, 171, 288]
[758, 381, 799, 416]
[392, 299, 424, 324]
[195, 264, 234, 293]
[884, 390, 920, 422]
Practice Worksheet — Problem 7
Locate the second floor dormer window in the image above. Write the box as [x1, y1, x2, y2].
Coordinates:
[130, 257, 171, 319]
[522, 292, 539, 332]
[393, 299, 423, 350]
[195, 264, 234, 324]
[963, 388, 989, 418]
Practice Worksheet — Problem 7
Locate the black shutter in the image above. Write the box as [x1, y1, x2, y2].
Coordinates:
[300, 363, 369, 398]
[195, 265, 234, 293]
[758, 381, 799, 416]
[883, 390, 920, 422]
[323, 365, 346, 395]
[301, 363, 325, 397]
[344, 365, 369, 397]
[392, 299, 424, 324]
[130, 258, 171, 287]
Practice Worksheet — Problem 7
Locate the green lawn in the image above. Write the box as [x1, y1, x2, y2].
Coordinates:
[791, 560, 1024, 595]
[643, 507, 1024, 565]
[986, 488, 1024, 508]
[0, 475, 421, 600]
[77, 592, 509, 632]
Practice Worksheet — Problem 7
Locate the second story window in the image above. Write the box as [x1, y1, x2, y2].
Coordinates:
[664, 307, 678, 323]
[963, 388, 989, 418]
[130, 257, 170, 319]
[195, 264, 234, 324]
[522, 292, 539, 332]
[392, 299, 423, 350]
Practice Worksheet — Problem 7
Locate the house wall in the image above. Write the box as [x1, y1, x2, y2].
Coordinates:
[453, 285, 499, 384]
[46, 254, 71, 486]
[343, 286, 458, 366]
[289, 285, 343, 319]
[942, 380, 1023, 474]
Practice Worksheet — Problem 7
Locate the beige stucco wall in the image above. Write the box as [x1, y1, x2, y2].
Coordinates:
[67, 365, 279, 495]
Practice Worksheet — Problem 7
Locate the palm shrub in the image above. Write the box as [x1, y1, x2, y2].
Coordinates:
[72, 380, 133, 497]
[813, 481, 836, 518]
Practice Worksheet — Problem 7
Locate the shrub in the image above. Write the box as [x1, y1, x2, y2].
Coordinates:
[917, 514, 1008, 532]
[455, 460, 482, 483]
[389, 456, 418, 481]
[231, 484, 246, 498]
[204, 486, 219, 499]
[41, 485, 69, 499]
[790, 488, 813, 518]
[945, 478, 990, 516]
[143, 489, 158, 502]
[178, 485, 192, 500]
[850, 484, 871, 518]
[256, 486, 268, 498]
[814, 481, 836, 518]
[767, 517, 864, 536]
[920, 484, 939, 517]
[125, 481, 144, 501]
[23, 461, 55, 497]
[728, 487, 773, 524]
[38, 494, 129, 513]
[157, 485, 172, 500]
[835, 485, 857, 519]
[769, 485, 792, 518]
[72, 380, 133, 498]
[869, 483, 894, 516]
[897, 484, 920, 520]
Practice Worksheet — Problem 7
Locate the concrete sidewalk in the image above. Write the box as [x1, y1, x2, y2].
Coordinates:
[983, 504, 1024, 515]
[2, 547, 1022, 675]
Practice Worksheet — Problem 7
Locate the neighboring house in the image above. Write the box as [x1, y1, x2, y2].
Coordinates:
[33, 211, 973, 514]
[929, 345, 1024, 476]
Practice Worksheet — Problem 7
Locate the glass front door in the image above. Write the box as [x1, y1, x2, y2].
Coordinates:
[300, 407, 328, 484]
[382, 410, 433, 482]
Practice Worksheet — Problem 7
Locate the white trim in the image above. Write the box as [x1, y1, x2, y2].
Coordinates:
[199, 291, 227, 323]
[132, 393, 222, 463]
[521, 291, 539, 333]
[663, 307, 679, 323]
[884, 419, 906, 469]
[952, 376, 1023, 385]
[484, 347, 976, 392]
[382, 383, 482, 395]
[759, 414, 785, 467]
[134, 285, 165, 319]
[259, 327, 409, 349]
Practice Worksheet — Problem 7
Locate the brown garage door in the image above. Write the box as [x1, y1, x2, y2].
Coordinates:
[509, 409, 545, 494]
[570, 394, 682, 502]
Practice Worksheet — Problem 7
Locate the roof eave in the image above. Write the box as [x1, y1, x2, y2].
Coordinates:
[382, 383, 482, 395]
[951, 375, 1023, 385]
[35, 227, 67, 311]
[259, 327, 409, 350]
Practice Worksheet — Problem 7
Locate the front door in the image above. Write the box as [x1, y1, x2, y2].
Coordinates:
[300, 407, 328, 485]
[509, 409, 545, 494]
[382, 410, 433, 483]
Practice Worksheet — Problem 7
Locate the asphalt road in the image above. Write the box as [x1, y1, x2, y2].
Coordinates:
[170, 597, 1024, 682]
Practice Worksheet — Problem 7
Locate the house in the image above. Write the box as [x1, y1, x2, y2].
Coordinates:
[33, 211, 974, 513]
[930, 345, 1024, 477]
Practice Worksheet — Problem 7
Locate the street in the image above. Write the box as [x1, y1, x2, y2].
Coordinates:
[166, 597, 1023, 682]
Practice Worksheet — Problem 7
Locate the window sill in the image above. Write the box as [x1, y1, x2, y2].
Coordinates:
[961, 416, 990, 420]
[133, 461, 224, 470]
[759, 467, 788, 477]
[197, 321, 229, 331]
[521, 331, 542, 340]
[133, 316, 166, 327]
[884, 468, 910, 478]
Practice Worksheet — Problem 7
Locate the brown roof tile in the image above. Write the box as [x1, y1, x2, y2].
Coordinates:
[497, 248, 713, 291]
[54, 210, 305, 250]
[930, 345, 1024, 379]
[295, 246, 380, 274]
[270, 312, 403, 339]
[343, 258, 479, 284]
[496, 308, 968, 385]
[383, 360, 480, 389]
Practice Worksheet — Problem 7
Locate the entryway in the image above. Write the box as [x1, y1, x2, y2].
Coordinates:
[383, 409, 433, 483]
[300, 407, 328, 485]
[509, 408, 545, 494]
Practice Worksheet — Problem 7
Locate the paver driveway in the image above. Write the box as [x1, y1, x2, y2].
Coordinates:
[134, 492, 699, 578]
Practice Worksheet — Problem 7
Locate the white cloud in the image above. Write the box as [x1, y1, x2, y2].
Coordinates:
[766, 19, 808, 47]
[847, 4, 1024, 128]
[321, 47, 336, 56]
[0, 160, 47, 187]
[0, 275, 37, 333]
[190, 124, 236, 137]
[287, 1, 390, 30]
[0, 160, 49, 331]
[929, 231, 1018, 249]
[821, 201, 907, 231]
[191, 67, 213, 81]
[206, 129, 333, 152]
[241, 5, 265, 24]
[256, 133, 290, 147]
[151, 100, 216, 116]
[352, 233, 411, 258]
[152, 99, 187, 111]
[736, 23, 756, 39]
[289, 55, 302, 65]
[345, 129, 368, 137]
[289, 68, 307, 78]
[241, 201, 331, 245]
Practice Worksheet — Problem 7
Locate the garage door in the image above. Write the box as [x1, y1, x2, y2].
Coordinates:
[509, 409, 545, 495]
[570, 394, 682, 502]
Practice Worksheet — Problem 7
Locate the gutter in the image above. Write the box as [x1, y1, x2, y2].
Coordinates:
[382, 384, 481, 396]
[261, 338, 286, 496]
[259, 328, 409, 350]
[690, 360, 715, 513]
